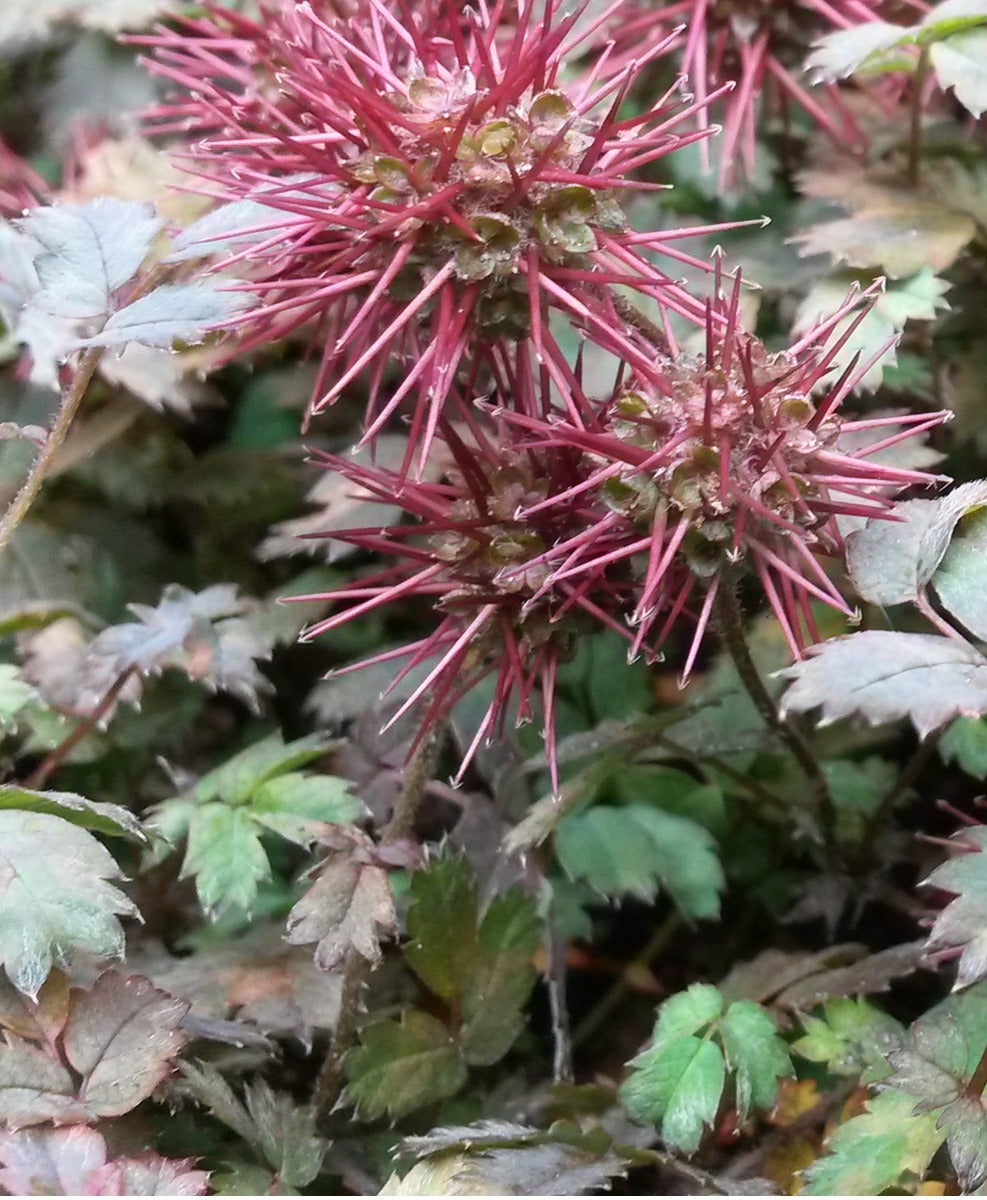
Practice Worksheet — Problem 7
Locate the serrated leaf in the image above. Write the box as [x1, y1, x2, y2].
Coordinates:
[885, 1006, 987, 1190]
[81, 582, 270, 712]
[343, 1010, 467, 1120]
[285, 829, 395, 970]
[800, 1089, 944, 1195]
[79, 281, 252, 350]
[806, 21, 917, 80]
[931, 28, 987, 114]
[555, 805, 723, 918]
[18, 198, 160, 321]
[0, 810, 138, 997]
[795, 205, 975, 278]
[384, 1121, 626, 1196]
[0, 1036, 85, 1128]
[180, 803, 271, 917]
[189, 733, 331, 808]
[620, 1035, 724, 1155]
[248, 772, 361, 843]
[794, 271, 950, 392]
[924, 826, 987, 989]
[0, 1124, 209, 1195]
[0, 971, 69, 1045]
[793, 997, 905, 1084]
[242, 1080, 326, 1188]
[0, 786, 145, 844]
[719, 1001, 793, 1119]
[460, 890, 540, 1066]
[778, 631, 987, 737]
[847, 481, 987, 608]
[404, 855, 479, 999]
[63, 972, 188, 1117]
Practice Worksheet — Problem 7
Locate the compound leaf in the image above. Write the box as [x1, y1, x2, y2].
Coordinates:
[923, 825, 987, 989]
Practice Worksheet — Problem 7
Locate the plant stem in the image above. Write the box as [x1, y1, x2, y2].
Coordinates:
[314, 722, 446, 1121]
[968, 1041, 987, 1098]
[0, 348, 102, 561]
[610, 293, 671, 356]
[908, 46, 931, 187]
[860, 731, 940, 856]
[572, 912, 680, 1049]
[380, 722, 444, 845]
[715, 585, 837, 836]
[25, 667, 136, 790]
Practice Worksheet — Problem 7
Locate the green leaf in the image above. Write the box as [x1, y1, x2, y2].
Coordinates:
[242, 1080, 326, 1189]
[0, 811, 138, 997]
[779, 631, 987, 738]
[181, 804, 270, 917]
[0, 786, 146, 844]
[460, 890, 540, 1066]
[343, 1010, 467, 1120]
[620, 1035, 724, 1156]
[795, 206, 975, 279]
[556, 805, 723, 918]
[933, 507, 987, 641]
[0, 666, 35, 733]
[918, 0, 987, 44]
[719, 1001, 793, 1119]
[847, 481, 987, 609]
[792, 997, 905, 1084]
[800, 1089, 945, 1195]
[931, 28, 987, 114]
[924, 826, 987, 989]
[190, 733, 331, 807]
[794, 271, 950, 392]
[403, 856, 479, 999]
[940, 717, 987, 778]
[806, 21, 918, 80]
[885, 1000, 987, 1190]
[249, 772, 361, 843]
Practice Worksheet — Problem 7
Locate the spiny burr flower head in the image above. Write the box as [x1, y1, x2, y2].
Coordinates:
[608, 0, 922, 184]
[500, 273, 946, 671]
[297, 420, 639, 792]
[140, 0, 729, 450]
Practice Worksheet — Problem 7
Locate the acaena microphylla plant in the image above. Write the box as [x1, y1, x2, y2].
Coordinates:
[294, 415, 648, 792]
[137, 0, 748, 467]
[605, 0, 924, 185]
[495, 269, 948, 673]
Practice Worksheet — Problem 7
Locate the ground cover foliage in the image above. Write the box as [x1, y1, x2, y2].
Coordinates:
[1, 0, 987, 1193]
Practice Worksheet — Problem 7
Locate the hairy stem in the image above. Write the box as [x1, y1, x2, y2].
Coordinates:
[611, 293, 671, 356]
[25, 667, 137, 789]
[0, 347, 102, 561]
[908, 46, 931, 187]
[715, 585, 836, 837]
[314, 722, 446, 1121]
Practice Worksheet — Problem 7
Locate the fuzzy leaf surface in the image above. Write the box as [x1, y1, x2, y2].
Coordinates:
[924, 825, 987, 988]
[931, 29, 987, 115]
[285, 829, 395, 970]
[18, 198, 160, 320]
[0, 811, 137, 997]
[79, 281, 251, 349]
[0, 786, 145, 844]
[778, 631, 987, 736]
